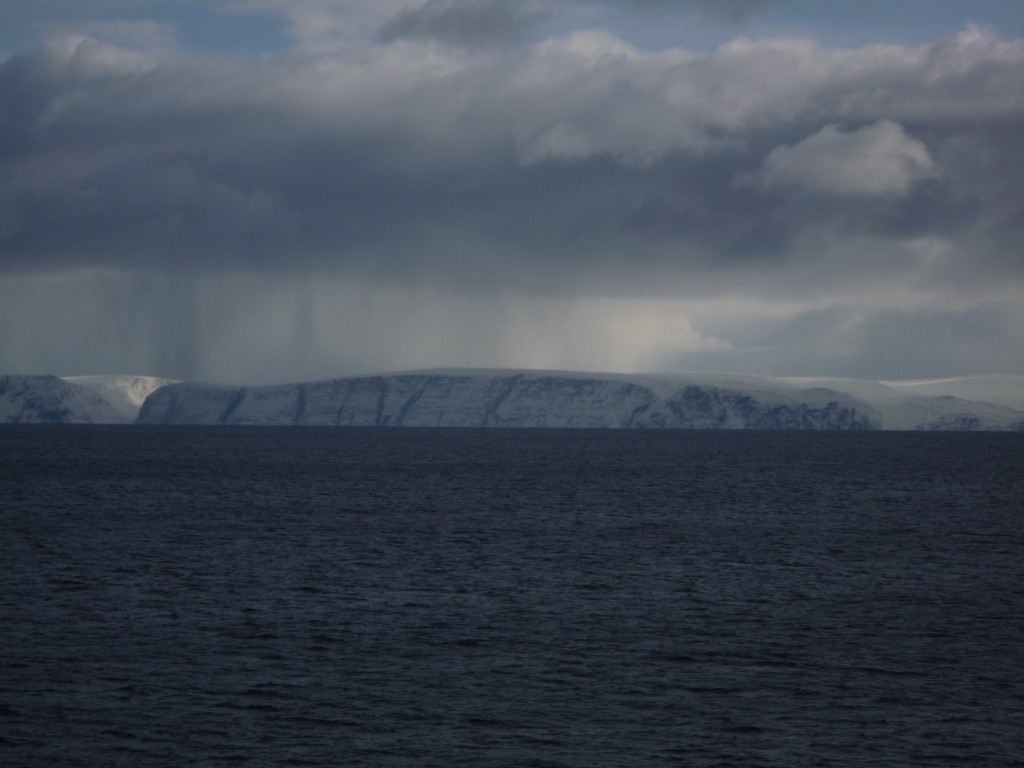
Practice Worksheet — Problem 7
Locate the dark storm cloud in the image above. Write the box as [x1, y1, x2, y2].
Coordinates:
[2, 3, 1023, 382]
[1, 23, 1023, 300]
[376, 0, 778, 47]
[378, 0, 549, 46]
[610, 0, 782, 23]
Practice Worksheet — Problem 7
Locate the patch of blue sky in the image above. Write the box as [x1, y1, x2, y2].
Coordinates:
[573, 0, 1024, 53]
[760, 0, 1024, 47]
[0, 4, 289, 57]
[1, 1, 1020, 60]
[172, 7, 289, 56]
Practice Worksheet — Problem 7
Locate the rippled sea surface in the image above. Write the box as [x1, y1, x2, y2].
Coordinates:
[2, 426, 1023, 767]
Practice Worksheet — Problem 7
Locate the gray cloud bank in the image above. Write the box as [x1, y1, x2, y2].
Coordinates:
[1, 9, 1022, 382]
[379, 0, 551, 46]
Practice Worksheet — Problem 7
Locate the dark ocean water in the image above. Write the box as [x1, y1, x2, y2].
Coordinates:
[1, 426, 1022, 767]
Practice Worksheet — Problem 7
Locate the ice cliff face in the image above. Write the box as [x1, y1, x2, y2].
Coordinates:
[137, 372, 880, 430]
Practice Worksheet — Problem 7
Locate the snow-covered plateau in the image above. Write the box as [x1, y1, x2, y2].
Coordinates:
[3, 370, 1023, 430]
[137, 370, 1024, 431]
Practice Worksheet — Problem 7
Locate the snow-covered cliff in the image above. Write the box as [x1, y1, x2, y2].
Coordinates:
[64, 375, 176, 422]
[138, 370, 885, 430]
[0, 374, 174, 424]
[0, 375, 124, 424]
[793, 375, 1024, 431]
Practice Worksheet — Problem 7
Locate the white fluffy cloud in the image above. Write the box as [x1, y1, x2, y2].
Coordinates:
[747, 121, 936, 196]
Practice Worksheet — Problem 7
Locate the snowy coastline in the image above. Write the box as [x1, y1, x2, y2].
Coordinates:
[2, 370, 1022, 430]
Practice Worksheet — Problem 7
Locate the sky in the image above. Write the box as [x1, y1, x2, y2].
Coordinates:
[1, 0, 1022, 384]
